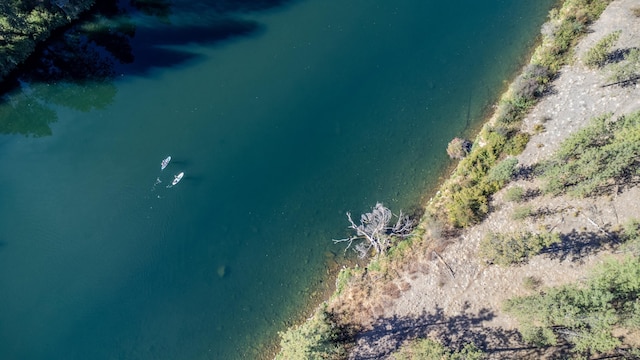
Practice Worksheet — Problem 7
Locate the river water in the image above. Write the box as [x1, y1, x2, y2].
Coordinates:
[0, 0, 556, 358]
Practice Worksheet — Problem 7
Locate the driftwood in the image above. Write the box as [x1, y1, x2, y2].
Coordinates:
[334, 203, 416, 258]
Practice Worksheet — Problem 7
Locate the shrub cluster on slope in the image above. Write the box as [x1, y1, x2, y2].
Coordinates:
[504, 254, 640, 356]
[276, 306, 349, 360]
[540, 111, 640, 197]
[479, 231, 561, 266]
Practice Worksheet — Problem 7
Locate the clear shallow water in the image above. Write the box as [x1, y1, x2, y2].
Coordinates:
[0, 0, 556, 359]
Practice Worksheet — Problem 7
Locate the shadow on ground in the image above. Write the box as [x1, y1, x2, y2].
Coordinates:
[348, 303, 562, 360]
[542, 229, 620, 263]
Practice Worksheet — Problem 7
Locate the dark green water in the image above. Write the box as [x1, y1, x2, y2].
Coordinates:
[0, 1, 556, 358]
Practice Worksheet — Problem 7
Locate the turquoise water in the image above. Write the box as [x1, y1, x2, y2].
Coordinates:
[0, 1, 556, 359]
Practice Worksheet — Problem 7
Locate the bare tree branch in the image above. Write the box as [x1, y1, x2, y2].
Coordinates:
[333, 203, 416, 258]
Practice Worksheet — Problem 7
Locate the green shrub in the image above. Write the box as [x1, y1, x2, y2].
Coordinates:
[334, 267, 355, 297]
[497, 97, 535, 125]
[276, 307, 347, 360]
[392, 338, 484, 360]
[607, 48, 640, 85]
[504, 186, 525, 203]
[512, 205, 533, 220]
[533, 0, 613, 72]
[541, 111, 640, 197]
[533, 123, 546, 134]
[504, 132, 530, 155]
[446, 183, 493, 228]
[583, 30, 621, 68]
[623, 218, 640, 241]
[504, 257, 640, 355]
[479, 231, 560, 266]
[487, 157, 518, 184]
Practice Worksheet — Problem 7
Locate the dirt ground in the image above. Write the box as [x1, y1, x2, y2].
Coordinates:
[344, 1, 640, 358]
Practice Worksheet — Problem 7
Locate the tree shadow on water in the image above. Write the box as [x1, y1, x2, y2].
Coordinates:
[349, 304, 546, 360]
[0, 0, 301, 137]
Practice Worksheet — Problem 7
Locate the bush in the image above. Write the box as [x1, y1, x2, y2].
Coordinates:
[446, 183, 492, 228]
[583, 30, 621, 68]
[497, 97, 535, 125]
[512, 205, 533, 220]
[532, 0, 613, 72]
[504, 257, 640, 355]
[541, 111, 640, 197]
[479, 231, 560, 266]
[391, 338, 484, 360]
[512, 64, 552, 100]
[487, 157, 518, 184]
[623, 218, 640, 241]
[504, 132, 530, 155]
[276, 306, 348, 360]
[504, 186, 525, 202]
[607, 48, 640, 85]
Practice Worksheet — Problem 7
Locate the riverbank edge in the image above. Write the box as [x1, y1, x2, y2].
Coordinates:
[272, 0, 618, 358]
[0, 1, 95, 83]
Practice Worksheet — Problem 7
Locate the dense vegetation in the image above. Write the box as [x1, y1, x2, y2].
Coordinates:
[276, 305, 349, 360]
[0, 0, 95, 81]
[504, 221, 640, 357]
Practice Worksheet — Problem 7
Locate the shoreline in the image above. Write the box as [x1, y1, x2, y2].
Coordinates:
[274, 0, 640, 358]
[0, 1, 95, 83]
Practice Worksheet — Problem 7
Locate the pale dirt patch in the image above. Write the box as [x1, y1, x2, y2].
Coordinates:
[346, 1, 640, 358]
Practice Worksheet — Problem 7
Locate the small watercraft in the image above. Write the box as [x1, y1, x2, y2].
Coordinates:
[161, 156, 171, 170]
[172, 172, 184, 186]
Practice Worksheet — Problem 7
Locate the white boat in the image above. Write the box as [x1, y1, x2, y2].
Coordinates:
[172, 172, 184, 186]
[161, 156, 171, 170]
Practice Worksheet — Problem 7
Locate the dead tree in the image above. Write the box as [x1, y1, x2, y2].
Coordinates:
[333, 202, 416, 258]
